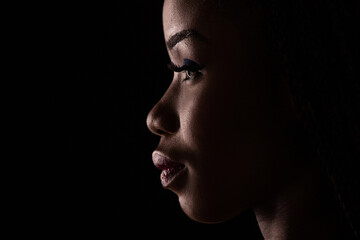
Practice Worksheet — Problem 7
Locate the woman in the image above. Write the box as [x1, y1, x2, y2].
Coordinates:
[146, 0, 360, 239]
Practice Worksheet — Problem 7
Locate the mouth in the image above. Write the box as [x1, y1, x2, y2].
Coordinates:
[152, 151, 186, 188]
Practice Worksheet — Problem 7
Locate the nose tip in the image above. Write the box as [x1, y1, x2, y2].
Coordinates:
[146, 102, 180, 136]
[146, 110, 161, 136]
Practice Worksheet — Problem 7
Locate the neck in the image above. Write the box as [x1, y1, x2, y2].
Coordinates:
[253, 164, 340, 240]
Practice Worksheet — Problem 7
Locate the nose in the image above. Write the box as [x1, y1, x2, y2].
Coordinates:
[146, 96, 180, 136]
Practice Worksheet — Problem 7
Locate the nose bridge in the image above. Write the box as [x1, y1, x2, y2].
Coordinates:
[146, 83, 180, 136]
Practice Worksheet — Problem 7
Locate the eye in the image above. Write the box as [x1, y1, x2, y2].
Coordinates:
[167, 58, 203, 82]
[184, 69, 200, 81]
[185, 70, 192, 80]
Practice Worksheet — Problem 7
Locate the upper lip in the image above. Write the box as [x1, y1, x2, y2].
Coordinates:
[152, 151, 184, 170]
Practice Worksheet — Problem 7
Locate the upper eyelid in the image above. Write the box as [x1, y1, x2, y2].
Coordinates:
[167, 59, 203, 72]
[167, 62, 182, 72]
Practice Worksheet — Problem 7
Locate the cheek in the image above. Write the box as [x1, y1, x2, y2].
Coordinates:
[176, 77, 263, 221]
[175, 61, 279, 221]
[182, 71, 264, 154]
[191, 78, 261, 183]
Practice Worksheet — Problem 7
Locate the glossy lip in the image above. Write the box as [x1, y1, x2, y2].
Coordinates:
[152, 151, 185, 188]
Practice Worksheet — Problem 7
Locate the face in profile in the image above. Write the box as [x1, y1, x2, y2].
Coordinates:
[147, 0, 298, 223]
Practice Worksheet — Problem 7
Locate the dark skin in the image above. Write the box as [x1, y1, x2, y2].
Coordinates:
[147, 0, 342, 239]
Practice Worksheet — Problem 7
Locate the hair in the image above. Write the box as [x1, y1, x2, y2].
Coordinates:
[263, 1, 360, 238]
[209, 0, 360, 238]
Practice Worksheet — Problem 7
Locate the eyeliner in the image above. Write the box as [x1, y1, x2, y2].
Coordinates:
[167, 59, 202, 72]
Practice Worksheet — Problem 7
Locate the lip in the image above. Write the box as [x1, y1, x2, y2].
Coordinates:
[152, 151, 185, 188]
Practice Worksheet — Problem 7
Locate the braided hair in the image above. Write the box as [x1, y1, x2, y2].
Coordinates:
[208, 0, 360, 238]
[261, 1, 360, 238]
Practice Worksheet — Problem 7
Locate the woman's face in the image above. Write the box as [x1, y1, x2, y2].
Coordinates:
[147, 0, 297, 223]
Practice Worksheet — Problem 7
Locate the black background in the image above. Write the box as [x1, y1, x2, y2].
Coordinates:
[26, 1, 262, 238]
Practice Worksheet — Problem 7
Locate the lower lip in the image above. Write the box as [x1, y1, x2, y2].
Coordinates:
[160, 165, 185, 188]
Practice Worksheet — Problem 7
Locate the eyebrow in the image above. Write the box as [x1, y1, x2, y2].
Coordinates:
[166, 29, 207, 50]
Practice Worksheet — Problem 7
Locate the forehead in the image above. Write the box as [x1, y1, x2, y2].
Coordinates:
[162, 0, 215, 42]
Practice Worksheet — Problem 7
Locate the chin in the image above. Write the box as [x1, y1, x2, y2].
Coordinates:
[178, 194, 244, 224]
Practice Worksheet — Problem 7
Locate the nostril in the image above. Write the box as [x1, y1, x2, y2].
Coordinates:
[155, 129, 166, 135]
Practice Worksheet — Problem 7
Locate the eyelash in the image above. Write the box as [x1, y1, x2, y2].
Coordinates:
[167, 59, 203, 81]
